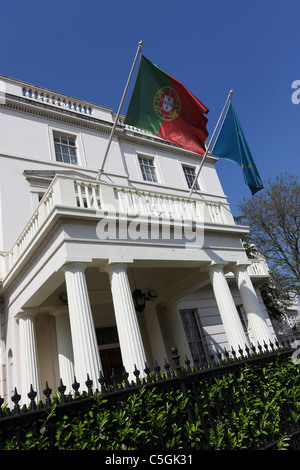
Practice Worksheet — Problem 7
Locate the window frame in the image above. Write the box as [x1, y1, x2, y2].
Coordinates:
[236, 305, 249, 337]
[182, 164, 200, 191]
[53, 131, 78, 165]
[48, 126, 86, 166]
[180, 309, 208, 366]
[138, 155, 158, 183]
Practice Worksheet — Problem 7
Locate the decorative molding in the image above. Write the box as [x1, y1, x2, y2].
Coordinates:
[1, 93, 218, 163]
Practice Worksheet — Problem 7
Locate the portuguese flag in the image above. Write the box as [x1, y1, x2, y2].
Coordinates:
[124, 55, 209, 155]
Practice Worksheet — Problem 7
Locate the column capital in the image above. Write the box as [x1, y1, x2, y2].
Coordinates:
[49, 306, 69, 317]
[208, 261, 227, 273]
[15, 307, 39, 320]
[104, 260, 133, 275]
[61, 262, 87, 274]
[231, 262, 251, 273]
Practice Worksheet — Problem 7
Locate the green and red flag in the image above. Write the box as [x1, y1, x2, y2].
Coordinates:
[124, 55, 209, 155]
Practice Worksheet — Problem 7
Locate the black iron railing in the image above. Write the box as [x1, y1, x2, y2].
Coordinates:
[0, 340, 299, 450]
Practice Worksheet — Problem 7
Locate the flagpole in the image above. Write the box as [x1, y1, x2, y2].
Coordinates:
[96, 40, 143, 181]
[188, 89, 233, 197]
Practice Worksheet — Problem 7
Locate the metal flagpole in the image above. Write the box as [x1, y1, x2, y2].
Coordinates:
[96, 40, 143, 181]
[188, 89, 233, 197]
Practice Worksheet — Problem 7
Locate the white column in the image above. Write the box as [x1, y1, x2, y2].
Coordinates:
[18, 309, 41, 402]
[106, 263, 146, 380]
[144, 302, 168, 368]
[62, 262, 102, 391]
[208, 264, 249, 352]
[164, 301, 191, 362]
[52, 308, 75, 393]
[233, 264, 273, 346]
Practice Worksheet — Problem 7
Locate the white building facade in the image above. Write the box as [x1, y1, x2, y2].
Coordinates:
[0, 75, 276, 404]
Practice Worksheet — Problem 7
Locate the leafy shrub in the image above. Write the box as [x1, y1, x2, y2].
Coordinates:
[2, 357, 300, 450]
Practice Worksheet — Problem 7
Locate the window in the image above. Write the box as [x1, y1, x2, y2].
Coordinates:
[96, 327, 119, 345]
[180, 309, 207, 366]
[182, 165, 199, 190]
[53, 132, 77, 164]
[138, 156, 158, 182]
[236, 305, 249, 336]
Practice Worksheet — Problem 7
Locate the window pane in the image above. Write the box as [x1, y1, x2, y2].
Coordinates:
[138, 156, 157, 182]
[180, 310, 207, 365]
[53, 132, 78, 164]
[182, 165, 199, 190]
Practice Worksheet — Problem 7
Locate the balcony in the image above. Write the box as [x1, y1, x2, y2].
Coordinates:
[0, 175, 249, 280]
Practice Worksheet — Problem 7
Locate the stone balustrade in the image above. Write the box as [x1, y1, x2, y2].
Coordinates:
[22, 87, 93, 116]
[0, 175, 240, 278]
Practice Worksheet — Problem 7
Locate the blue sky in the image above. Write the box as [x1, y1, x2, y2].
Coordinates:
[1, 0, 299, 215]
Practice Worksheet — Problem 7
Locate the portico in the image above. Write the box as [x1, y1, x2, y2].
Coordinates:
[11, 256, 273, 402]
[0, 174, 275, 403]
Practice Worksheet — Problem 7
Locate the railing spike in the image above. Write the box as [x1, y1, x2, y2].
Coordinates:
[85, 374, 93, 396]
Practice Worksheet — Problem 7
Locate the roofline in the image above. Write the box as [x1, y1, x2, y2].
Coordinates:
[0, 73, 113, 114]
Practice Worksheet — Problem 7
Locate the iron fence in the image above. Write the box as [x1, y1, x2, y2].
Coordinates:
[0, 339, 299, 450]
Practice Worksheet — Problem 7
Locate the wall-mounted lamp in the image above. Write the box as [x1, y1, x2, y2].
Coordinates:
[132, 289, 146, 313]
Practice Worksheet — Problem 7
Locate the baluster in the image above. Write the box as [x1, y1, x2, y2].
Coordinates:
[84, 184, 92, 208]
[136, 192, 146, 216]
[91, 185, 99, 209]
[143, 193, 152, 217]
[115, 189, 123, 213]
[124, 190, 133, 215]
[77, 183, 84, 208]
[179, 199, 187, 220]
[131, 191, 139, 215]
[189, 201, 198, 221]
[172, 197, 181, 220]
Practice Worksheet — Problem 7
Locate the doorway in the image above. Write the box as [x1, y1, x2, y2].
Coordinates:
[100, 347, 123, 385]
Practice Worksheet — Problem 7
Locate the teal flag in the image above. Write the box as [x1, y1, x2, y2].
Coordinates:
[212, 102, 263, 195]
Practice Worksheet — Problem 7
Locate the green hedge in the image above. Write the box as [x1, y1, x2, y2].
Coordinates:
[3, 357, 300, 450]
